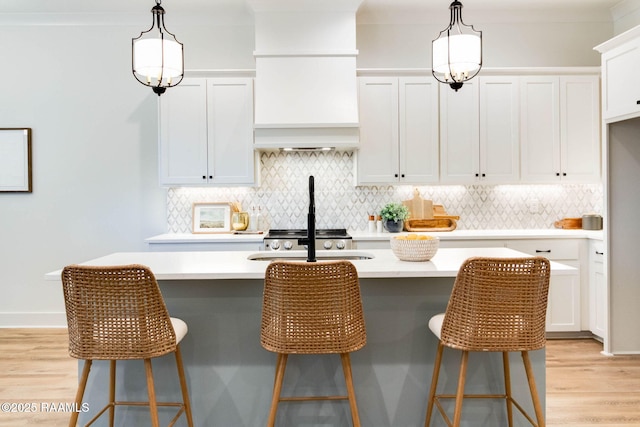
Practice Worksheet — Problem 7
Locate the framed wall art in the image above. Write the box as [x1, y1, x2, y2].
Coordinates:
[0, 128, 32, 193]
[192, 202, 233, 233]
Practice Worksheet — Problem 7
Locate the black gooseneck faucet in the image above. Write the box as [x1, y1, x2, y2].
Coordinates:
[298, 175, 316, 262]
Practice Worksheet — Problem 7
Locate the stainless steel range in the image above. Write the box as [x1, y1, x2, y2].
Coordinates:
[264, 229, 352, 251]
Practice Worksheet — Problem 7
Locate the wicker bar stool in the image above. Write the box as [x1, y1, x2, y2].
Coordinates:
[424, 257, 551, 427]
[260, 260, 367, 427]
[61, 264, 194, 427]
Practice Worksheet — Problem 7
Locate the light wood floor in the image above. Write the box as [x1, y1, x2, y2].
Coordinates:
[1, 329, 640, 426]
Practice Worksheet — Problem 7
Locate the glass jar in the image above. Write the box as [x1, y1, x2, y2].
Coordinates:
[231, 212, 249, 231]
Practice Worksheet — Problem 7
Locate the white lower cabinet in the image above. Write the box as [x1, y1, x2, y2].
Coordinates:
[589, 240, 606, 339]
[356, 236, 584, 332]
[505, 239, 581, 332]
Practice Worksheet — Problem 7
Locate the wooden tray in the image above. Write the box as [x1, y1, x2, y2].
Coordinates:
[554, 218, 582, 229]
[402, 190, 459, 231]
[405, 218, 457, 232]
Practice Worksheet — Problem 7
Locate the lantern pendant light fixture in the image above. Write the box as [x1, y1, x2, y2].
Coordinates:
[432, 0, 482, 92]
[132, 0, 184, 96]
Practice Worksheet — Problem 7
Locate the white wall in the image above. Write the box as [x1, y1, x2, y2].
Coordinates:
[0, 9, 615, 327]
[0, 18, 255, 327]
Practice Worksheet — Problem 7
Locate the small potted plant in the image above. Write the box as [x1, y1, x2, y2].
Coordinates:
[380, 203, 410, 233]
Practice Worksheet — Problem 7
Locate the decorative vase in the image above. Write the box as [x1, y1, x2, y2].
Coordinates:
[383, 219, 404, 233]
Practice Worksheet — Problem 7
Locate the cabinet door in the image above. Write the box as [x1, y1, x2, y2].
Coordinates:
[589, 241, 606, 339]
[560, 75, 601, 183]
[159, 79, 209, 185]
[439, 81, 479, 184]
[357, 77, 400, 184]
[602, 39, 640, 122]
[479, 76, 520, 184]
[207, 78, 255, 185]
[398, 77, 439, 183]
[520, 76, 560, 183]
[506, 239, 581, 332]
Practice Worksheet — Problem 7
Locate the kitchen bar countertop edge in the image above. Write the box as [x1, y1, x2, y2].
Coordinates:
[45, 247, 576, 281]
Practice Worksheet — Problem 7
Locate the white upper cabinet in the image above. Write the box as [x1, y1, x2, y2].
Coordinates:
[440, 76, 520, 184]
[357, 76, 439, 184]
[596, 29, 640, 123]
[159, 77, 256, 186]
[520, 75, 600, 183]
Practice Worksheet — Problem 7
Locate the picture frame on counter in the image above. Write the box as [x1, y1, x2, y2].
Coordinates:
[0, 128, 32, 193]
[192, 202, 232, 233]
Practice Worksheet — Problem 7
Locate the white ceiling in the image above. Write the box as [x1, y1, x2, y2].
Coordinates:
[0, 0, 622, 16]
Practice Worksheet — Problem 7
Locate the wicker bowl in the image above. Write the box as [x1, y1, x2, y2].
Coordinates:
[390, 235, 440, 262]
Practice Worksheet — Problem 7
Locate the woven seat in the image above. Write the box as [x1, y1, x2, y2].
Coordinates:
[61, 264, 194, 427]
[424, 257, 551, 427]
[261, 260, 367, 427]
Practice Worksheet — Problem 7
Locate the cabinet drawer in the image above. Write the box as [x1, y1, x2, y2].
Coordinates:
[506, 239, 579, 260]
[590, 241, 604, 264]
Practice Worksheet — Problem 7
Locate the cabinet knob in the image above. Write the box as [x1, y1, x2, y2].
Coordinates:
[563, 172, 567, 176]
[637, 100, 640, 105]
[394, 174, 399, 178]
[556, 172, 560, 176]
[482, 173, 486, 178]
[475, 173, 479, 177]
[535, 249, 551, 253]
[596, 251, 604, 255]
[209, 175, 213, 179]
[202, 175, 206, 180]
[401, 174, 405, 178]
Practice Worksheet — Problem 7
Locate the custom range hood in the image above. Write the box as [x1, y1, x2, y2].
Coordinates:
[249, 0, 362, 150]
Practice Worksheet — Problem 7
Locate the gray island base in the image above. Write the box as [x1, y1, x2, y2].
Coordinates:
[47, 248, 575, 426]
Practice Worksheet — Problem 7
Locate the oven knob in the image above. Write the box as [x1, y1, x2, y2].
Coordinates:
[336, 240, 346, 250]
[270, 240, 280, 250]
[323, 240, 333, 250]
[283, 241, 293, 250]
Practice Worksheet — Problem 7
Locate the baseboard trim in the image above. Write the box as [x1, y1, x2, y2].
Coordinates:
[546, 331, 601, 340]
[0, 312, 67, 328]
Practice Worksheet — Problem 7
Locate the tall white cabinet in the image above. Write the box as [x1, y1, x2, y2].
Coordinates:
[520, 75, 600, 183]
[159, 77, 256, 186]
[595, 26, 640, 354]
[357, 76, 439, 184]
[440, 76, 520, 184]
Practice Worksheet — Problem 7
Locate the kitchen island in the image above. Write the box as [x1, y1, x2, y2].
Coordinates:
[46, 248, 575, 427]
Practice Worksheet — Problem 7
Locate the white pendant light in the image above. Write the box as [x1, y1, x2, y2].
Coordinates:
[432, 1, 482, 92]
[132, 0, 184, 96]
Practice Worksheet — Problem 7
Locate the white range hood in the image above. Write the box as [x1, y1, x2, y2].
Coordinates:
[250, 0, 362, 150]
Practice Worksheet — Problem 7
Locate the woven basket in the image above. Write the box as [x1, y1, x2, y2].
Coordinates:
[390, 236, 439, 262]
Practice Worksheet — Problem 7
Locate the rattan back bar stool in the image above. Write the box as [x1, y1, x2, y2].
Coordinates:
[260, 260, 367, 427]
[61, 264, 194, 427]
[424, 256, 551, 427]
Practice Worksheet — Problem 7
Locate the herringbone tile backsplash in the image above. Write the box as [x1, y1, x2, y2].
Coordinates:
[167, 151, 603, 233]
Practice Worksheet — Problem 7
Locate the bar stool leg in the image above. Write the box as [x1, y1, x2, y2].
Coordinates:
[340, 353, 361, 427]
[424, 341, 444, 427]
[502, 352, 514, 427]
[144, 358, 160, 427]
[452, 350, 469, 427]
[69, 360, 92, 427]
[174, 346, 194, 427]
[267, 353, 288, 427]
[522, 351, 545, 427]
[109, 360, 116, 427]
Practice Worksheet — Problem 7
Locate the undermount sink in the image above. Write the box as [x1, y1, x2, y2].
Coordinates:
[247, 250, 375, 261]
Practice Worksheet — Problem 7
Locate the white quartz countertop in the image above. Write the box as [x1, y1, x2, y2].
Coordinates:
[45, 247, 576, 281]
[349, 228, 604, 241]
[145, 229, 603, 244]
